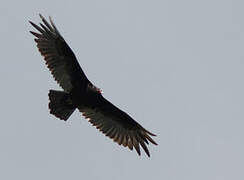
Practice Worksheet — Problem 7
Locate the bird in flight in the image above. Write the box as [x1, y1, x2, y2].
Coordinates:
[29, 14, 157, 157]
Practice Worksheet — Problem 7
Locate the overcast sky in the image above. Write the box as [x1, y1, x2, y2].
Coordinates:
[1, 0, 244, 179]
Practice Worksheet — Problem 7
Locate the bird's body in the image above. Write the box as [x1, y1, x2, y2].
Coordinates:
[29, 14, 157, 157]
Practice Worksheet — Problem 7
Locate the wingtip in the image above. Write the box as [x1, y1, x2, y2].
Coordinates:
[49, 16, 53, 22]
[154, 142, 158, 146]
[29, 14, 43, 25]
[39, 13, 44, 19]
[29, 20, 34, 25]
[147, 130, 157, 137]
[136, 150, 141, 156]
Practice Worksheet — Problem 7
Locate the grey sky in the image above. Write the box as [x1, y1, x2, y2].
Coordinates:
[1, 0, 244, 179]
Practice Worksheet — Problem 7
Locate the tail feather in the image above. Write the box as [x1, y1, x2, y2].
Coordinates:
[48, 90, 76, 121]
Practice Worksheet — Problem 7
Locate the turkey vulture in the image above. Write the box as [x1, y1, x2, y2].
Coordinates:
[29, 14, 157, 157]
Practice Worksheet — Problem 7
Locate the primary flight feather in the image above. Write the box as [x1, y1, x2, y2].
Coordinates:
[29, 14, 157, 157]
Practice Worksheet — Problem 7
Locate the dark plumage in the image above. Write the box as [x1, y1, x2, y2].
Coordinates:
[29, 14, 157, 157]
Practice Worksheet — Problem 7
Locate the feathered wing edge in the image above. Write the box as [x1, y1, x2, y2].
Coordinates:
[29, 14, 75, 92]
[79, 107, 157, 157]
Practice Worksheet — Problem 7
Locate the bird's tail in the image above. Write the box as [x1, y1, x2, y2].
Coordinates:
[48, 90, 76, 121]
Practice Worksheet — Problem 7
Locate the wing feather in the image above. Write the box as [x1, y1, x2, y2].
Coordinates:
[78, 95, 157, 157]
[29, 14, 89, 92]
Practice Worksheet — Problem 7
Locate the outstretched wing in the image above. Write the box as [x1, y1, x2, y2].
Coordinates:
[78, 95, 157, 157]
[29, 14, 90, 92]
